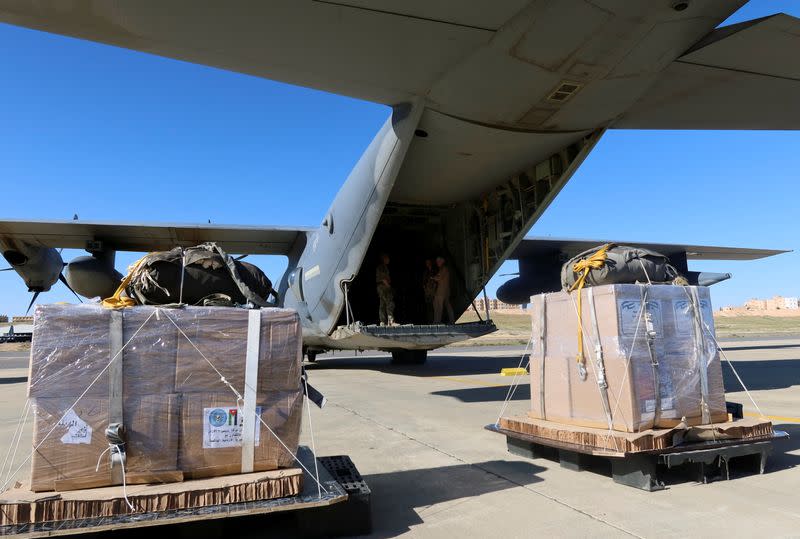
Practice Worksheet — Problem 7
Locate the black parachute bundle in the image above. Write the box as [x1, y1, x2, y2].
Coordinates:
[126, 243, 277, 307]
[561, 244, 685, 291]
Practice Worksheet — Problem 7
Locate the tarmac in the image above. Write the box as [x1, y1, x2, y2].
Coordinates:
[0, 337, 798, 538]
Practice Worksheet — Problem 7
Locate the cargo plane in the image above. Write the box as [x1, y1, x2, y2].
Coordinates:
[0, 1, 793, 363]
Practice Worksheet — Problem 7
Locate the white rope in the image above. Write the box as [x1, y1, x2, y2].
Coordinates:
[303, 376, 323, 499]
[1, 398, 29, 483]
[494, 335, 533, 427]
[701, 321, 766, 418]
[0, 309, 158, 493]
[607, 286, 647, 430]
[160, 309, 329, 494]
[1, 399, 30, 486]
[94, 446, 112, 472]
[94, 445, 135, 512]
[178, 249, 186, 305]
[117, 447, 135, 512]
[638, 258, 653, 285]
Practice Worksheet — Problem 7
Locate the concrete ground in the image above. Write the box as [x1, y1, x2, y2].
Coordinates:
[0, 338, 798, 538]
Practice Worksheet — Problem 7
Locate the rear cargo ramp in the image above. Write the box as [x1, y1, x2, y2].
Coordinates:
[327, 321, 496, 351]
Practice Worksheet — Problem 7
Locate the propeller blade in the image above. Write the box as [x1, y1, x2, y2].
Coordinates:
[0, 267, 14, 272]
[59, 273, 84, 303]
[235, 254, 248, 261]
[26, 291, 41, 315]
[499, 272, 520, 277]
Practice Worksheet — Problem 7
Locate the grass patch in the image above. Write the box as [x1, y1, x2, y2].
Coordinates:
[713, 316, 800, 338]
[457, 311, 532, 331]
[454, 310, 800, 346]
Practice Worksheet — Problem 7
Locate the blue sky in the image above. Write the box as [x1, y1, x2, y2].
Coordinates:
[1, 1, 798, 316]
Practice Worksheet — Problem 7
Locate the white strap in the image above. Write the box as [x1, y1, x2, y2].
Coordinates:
[538, 295, 547, 418]
[690, 287, 711, 424]
[108, 311, 124, 485]
[241, 309, 261, 473]
[588, 288, 614, 430]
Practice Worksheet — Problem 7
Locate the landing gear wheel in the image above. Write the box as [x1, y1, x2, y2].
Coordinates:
[306, 351, 318, 363]
[390, 350, 427, 365]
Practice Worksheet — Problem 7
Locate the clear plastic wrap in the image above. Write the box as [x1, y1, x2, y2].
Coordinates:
[28, 304, 303, 492]
[529, 284, 727, 432]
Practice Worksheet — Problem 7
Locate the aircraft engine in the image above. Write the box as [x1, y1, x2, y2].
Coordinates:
[496, 275, 559, 305]
[496, 254, 562, 305]
[0, 242, 63, 292]
[64, 253, 123, 299]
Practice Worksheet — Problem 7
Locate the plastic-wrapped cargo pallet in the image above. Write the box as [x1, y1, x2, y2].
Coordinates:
[528, 284, 728, 432]
[27, 304, 303, 492]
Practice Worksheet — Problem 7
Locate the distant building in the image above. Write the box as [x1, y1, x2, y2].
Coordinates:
[741, 296, 798, 311]
[765, 296, 784, 310]
[11, 316, 33, 324]
[0, 315, 7, 323]
[474, 298, 519, 311]
[745, 299, 767, 311]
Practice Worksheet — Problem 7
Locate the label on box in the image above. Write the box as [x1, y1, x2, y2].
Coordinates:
[661, 396, 675, 411]
[643, 396, 675, 415]
[673, 299, 712, 335]
[643, 399, 656, 413]
[618, 300, 662, 336]
[58, 408, 92, 445]
[202, 406, 261, 449]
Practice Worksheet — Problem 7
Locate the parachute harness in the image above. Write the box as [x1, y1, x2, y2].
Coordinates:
[101, 256, 149, 309]
[568, 243, 612, 379]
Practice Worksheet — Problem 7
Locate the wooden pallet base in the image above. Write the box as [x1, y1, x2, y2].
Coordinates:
[498, 415, 775, 455]
[488, 419, 787, 491]
[0, 448, 357, 537]
[0, 468, 302, 527]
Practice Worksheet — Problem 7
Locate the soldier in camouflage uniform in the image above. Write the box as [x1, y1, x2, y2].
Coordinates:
[376, 253, 395, 326]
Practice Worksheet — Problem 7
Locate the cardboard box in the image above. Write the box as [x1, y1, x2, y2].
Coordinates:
[173, 307, 302, 394]
[178, 390, 302, 479]
[28, 305, 114, 399]
[529, 285, 727, 432]
[31, 394, 180, 492]
[28, 305, 303, 491]
[28, 305, 177, 398]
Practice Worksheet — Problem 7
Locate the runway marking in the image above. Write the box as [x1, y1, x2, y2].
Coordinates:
[745, 411, 800, 424]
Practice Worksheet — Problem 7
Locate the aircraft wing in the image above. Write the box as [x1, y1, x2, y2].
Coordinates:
[0, 1, 502, 106]
[0, 219, 313, 255]
[510, 237, 788, 261]
[615, 14, 800, 130]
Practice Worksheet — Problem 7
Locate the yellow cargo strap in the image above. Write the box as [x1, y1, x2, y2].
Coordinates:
[101, 255, 148, 309]
[568, 243, 612, 374]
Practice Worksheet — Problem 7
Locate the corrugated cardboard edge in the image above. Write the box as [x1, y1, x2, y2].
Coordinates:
[0, 467, 303, 526]
[527, 410, 730, 432]
[500, 415, 773, 454]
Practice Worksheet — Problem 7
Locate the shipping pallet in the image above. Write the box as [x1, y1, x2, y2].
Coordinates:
[486, 423, 788, 491]
[0, 447, 371, 537]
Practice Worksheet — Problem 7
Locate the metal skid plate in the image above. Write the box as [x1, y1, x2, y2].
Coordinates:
[0, 447, 352, 537]
[301, 455, 373, 537]
[489, 423, 787, 492]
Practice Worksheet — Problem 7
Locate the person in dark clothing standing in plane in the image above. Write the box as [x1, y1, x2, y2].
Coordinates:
[376, 253, 395, 326]
[433, 256, 454, 324]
